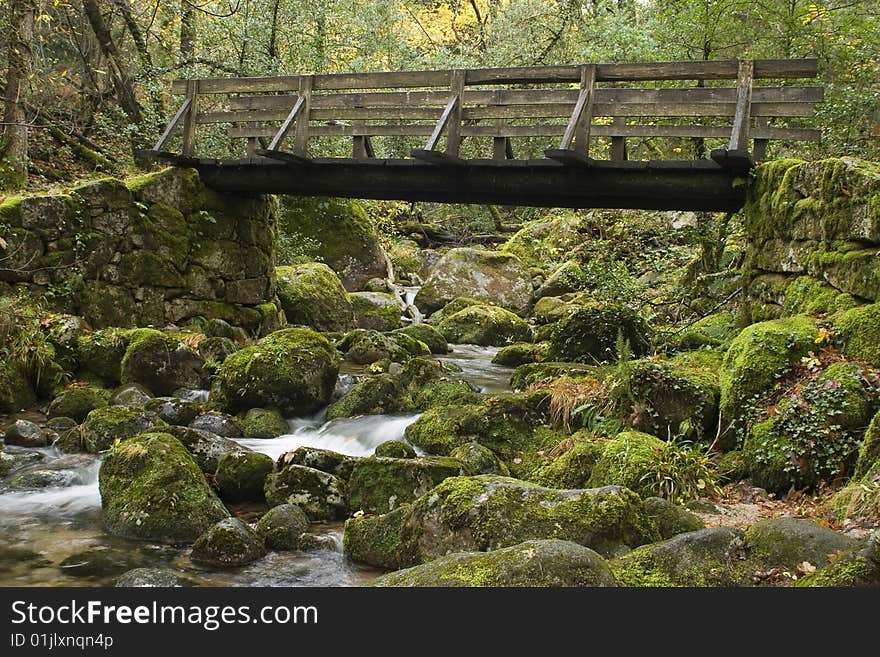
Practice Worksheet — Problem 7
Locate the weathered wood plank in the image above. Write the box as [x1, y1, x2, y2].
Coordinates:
[445, 70, 466, 157]
[611, 116, 626, 161]
[728, 60, 754, 152]
[170, 58, 818, 94]
[293, 76, 313, 156]
[411, 149, 467, 166]
[563, 64, 596, 155]
[227, 86, 823, 111]
[153, 97, 192, 151]
[181, 80, 199, 157]
[266, 95, 306, 151]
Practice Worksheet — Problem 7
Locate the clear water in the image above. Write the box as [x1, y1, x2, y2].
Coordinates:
[0, 344, 511, 587]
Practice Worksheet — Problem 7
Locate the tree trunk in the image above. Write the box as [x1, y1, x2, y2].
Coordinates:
[179, 0, 196, 66]
[268, 0, 282, 63]
[82, 0, 143, 125]
[1, 0, 34, 191]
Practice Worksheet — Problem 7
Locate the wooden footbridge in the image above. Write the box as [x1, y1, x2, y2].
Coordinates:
[142, 59, 821, 211]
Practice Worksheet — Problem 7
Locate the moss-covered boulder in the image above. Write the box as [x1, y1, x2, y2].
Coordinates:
[77, 407, 168, 453]
[834, 302, 880, 367]
[795, 533, 880, 587]
[744, 518, 857, 571]
[143, 396, 202, 426]
[0, 361, 36, 413]
[1, 420, 48, 448]
[255, 504, 311, 551]
[500, 212, 585, 272]
[336, 329, 429, 365]
[347, 456, 466, 515]
[782, 276, 858, 317]
[343, 505, 410, 569]
[675, 312, 739, 351]
[189, 412, 243, 437]
[238, 408, 288, 439]
[610, 527, 750, 587]
[587, 431, 666, 497]
[324, 374, 412, 420]
[397, 476, 659, 565]
[275, 262, 355, 332]
[719, 315, 818, 440]
[403, 392, 557, 478]
[374, 440, 416, 459]
[349, 292, 403, 331]
[393, 324, 450, 354]
[373, 539, 616, 587]
[99, 432, 230, 543]
[212, 328, 339, 416]
[449, 442, 509, 476]
[164, 426, 247, 474]
[109, 384, 153, 409]
[741, 361, 871, 493]
[263, 464, 347, 520]
[411, 380, 482, 410]
[510, 361, 599, 390]
[492, 342, 548, 367]
[417, 247, 533, 315]
[118, 329, 206, 396]
[190, 518, 266, 568]
[278, 446, 359, 481]
[531, 436, 605, 489]
[436, 304, 533, 347]
[277, 196, 387, 290]
[215, 451, 274, 503]
[75, 328, 129, 388]
[642, 497, 705, 539]
[47, 385, 110, 422]
[547, 302, 651, 363]
[626, 351, 721, 441]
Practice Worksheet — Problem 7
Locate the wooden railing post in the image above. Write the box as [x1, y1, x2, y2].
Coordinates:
[446, 69, 466, 158]
[728, 59, 754, 152]
[181, 79, 199, 157]
[753, 117, 769, 161]
[610, 116, 627, 161]
[293, 75, 313, 156]
[573, 64, 596, 156]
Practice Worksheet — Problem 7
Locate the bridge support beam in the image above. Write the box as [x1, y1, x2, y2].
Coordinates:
[187, 158, 749, 212]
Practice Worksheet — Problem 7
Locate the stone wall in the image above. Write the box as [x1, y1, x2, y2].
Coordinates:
[0, 167, 284, 334]
[742, 157, 880, 322]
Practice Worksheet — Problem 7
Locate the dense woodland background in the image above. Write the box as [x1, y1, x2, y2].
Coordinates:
[0, 0, 878, 191]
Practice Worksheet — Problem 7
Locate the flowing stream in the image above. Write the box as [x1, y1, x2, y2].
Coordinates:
[0, 345, 510, 587]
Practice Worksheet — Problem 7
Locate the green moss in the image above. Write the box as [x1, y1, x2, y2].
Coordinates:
[275, 262, 355, 332]
[337, 329, 429, 365]
[215, 451, 275, 503]
[238, 407, 288, 439]
[436, 304, 532, 347]
[547, 302, 651, 363]
[509, 361, 600, 390]
[448, 442, 509, 476]
[126, 167, 206, 215]
[411, 380, 482, 410]
[492, 342, 549, 367]
[99, 431, 230, 543]
[349, 292, 403, 331]
[0, 361, 37, 413]
[426, 297, 483, 325]
[325, 374, 412, 420]
[79, 406, 168, 453]
[531, 436, 605, 489]
[500, 212, 585, 272]
[676, 312, 738, 350]
[783, 276, 858, 317]
[374, 441, 416, 459]
[393, 324, 450, 354]
[587, 431, 666, 496]
[834, 302, 880, 366]
[347, 456, 466, 515]
[212, 328, 339, 416]
[343, 505, 410, 569]
[47, 384, 110, 422]
[855, 410, 880, 478]
[119, 329, 204, 397]
[642, 497, 705, 539]
[744, 518, 857, 572]
[263, 464, 347, 520]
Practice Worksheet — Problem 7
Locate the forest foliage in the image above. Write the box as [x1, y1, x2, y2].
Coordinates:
[0, 0, 878, 190]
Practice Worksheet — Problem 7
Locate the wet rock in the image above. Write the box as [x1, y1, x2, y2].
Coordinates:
[336, 329, 429, 365]
[642, 497, 706, 540]
[373, 539, 616, 587]
[255, 504, 310, 551]
[238, 407, 288, 439]
[278, 447, 359, 481]
[491, 342, 548, 367]
[343, 506, 409, 569]
[2, 419, 49, 448]
[263, 464, 347, 521]
[190, 518, 266, 568]
[347, 456, 466, 515]
[47, 385, 110, 422]
[100, 432, 230, 543]
[189, 412, 243, 438]
[144, 396, 202, 426]
[449, 442, 509, 476]
[349, 292, 403, 331]
[79, 407, 168, 453]
[116, 567, 190, 587]
[393, 324, 450, 354]
[164, 425, 247, 474]
[109, 384, 153, 409]
[215, 451, 274, 503]
[297, 533, 339, 551]
[744, 518, 858, 571]
[5, 468, 83, 490]
[120, 329, 206, 396]
[275, 262, 355, 332]
[374, 441, 416, 459]
[436, 303, 532, 347]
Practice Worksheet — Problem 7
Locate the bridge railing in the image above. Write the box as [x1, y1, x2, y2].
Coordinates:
[151, 59, 821, 170]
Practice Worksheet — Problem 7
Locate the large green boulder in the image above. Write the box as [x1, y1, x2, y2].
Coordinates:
[744, 518, 857, 571]
[436, 304, 533, 347]
[324, 374, 412, 420]
[76, 407, 168, 453]
[238, 407, 288, 439]
[492, 342, 549, 367]
[373, 540, 616, 587]
[0, 361, 36, 413]
[212, 328, 339, 416]
[99, 432, 230, 543]
[277, 196, 386, 290]
[531, 436, 605, 489]
[279, 447, 359, 481]
[255, 504, 311, 551]
[263, 464, 347, 520]
[190, 518, 266, 568]
[547, 302, 651, 363]
[416, 247, 533, 315]
[587, 431, 666, 497]
[75, 328, 129, 387]
[275, 262, 355, 332]
[642, 497, 705, 539]
[163, 426, 247, 474]
[393, 324, 450, 354]
[796, 534, 880, 587]
[396, 475, 659, 566]
[343, 506, 410, 570]
[336, 329, 429, 365]
[120, 329, 206, 396]
[347, 456, 466, 515]
[834, 302, 880, 367]
[349, 292, 403, 331]
[719, 315, 818, 436]
[47, 385, 110, 422]
[215, 451, 275, 503]
[501, 212, 585, 272]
